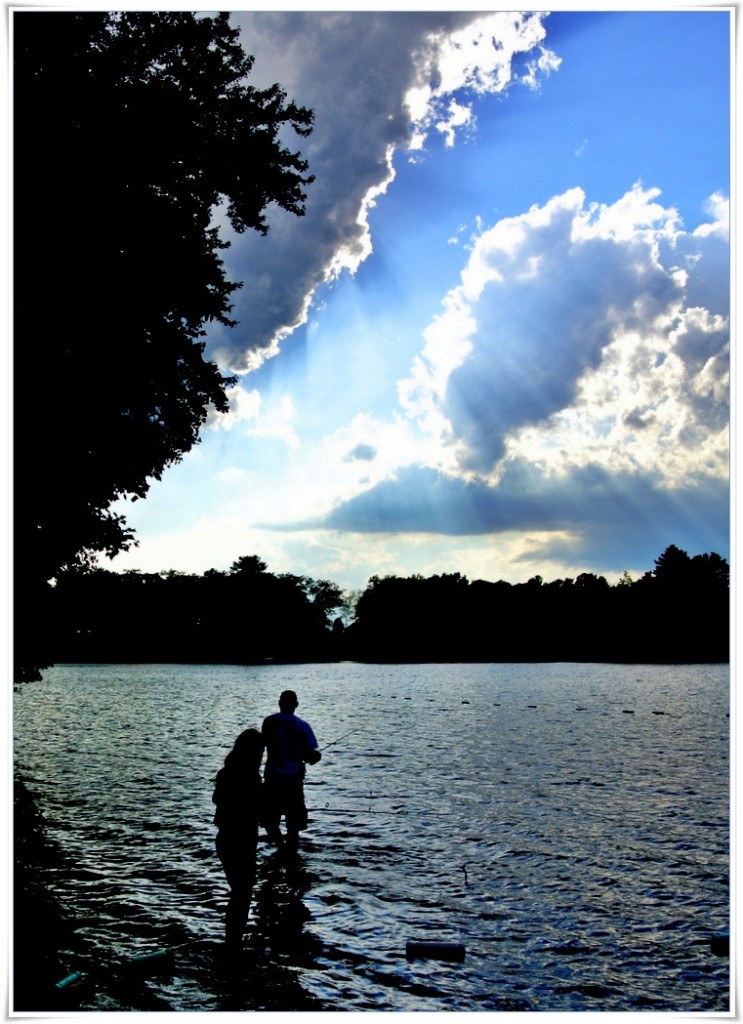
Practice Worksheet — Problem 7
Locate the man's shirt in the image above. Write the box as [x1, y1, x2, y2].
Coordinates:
[262, 712, 318, 778]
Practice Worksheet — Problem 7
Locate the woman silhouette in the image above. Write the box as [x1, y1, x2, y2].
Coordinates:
[212, 728, 265, 946]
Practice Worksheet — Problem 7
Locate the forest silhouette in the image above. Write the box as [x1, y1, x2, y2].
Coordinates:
[46, 545, 728, 667]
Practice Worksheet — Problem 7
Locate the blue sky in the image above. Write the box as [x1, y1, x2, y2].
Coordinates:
[104, 6, 731, 594]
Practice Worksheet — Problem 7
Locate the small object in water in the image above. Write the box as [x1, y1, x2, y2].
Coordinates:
[55, 971, 83, 990]
[120, 949, 175, 975]
[406, 940, 466, 963]
[710, 933, 729, 956]
[622, 709, 635, 714]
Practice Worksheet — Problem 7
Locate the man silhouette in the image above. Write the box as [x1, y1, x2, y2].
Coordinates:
[262, 690, 321, 846]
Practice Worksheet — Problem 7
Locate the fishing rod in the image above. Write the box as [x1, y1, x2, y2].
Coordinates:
[319, 728, 360, 752]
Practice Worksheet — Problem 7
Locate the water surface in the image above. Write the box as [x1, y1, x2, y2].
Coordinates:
[14, 662, 730, 1012]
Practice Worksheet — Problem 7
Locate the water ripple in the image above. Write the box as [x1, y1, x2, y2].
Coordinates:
[15, 662, 729, 1012]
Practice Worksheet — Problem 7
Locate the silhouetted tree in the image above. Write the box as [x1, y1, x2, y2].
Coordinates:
[49, 560, 343, 665]
[14, 11, 314, 680]
[278, 576, 345, 629]
[653, 544, 693, 588]
[230, 556, 269, 576]
[690, 551, 729, 590]
[44, 546, 729, 667]
[346, 548, 728, 664]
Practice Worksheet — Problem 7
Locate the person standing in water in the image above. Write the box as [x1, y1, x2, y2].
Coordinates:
[262, 690, 321, 846]
[212, 728, 265, 947]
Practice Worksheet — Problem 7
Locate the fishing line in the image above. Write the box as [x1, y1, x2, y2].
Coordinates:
[312, 804, 449, 816]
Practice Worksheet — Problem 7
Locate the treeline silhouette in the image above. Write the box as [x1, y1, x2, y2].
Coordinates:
[46, 545, 728, 666]
[346, 545, 729, 664]
[48, 556, 342, 666]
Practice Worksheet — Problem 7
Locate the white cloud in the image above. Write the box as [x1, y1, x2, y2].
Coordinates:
[573, 181, 681, 245]
[694, 192, 729, 239]
[209, 385, 303, 449]
[207, 384, 261, 431]
[521, 44, 562, 90]
[395, 184, 728, 485]
[435, 99, 474, 148]
[247, 395, 301, 450]
[405, 12, 557, 144]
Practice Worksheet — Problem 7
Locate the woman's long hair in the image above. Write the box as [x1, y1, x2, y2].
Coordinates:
[220, 728, 264, 776]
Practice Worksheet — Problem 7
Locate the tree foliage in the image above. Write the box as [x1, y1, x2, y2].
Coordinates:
[346, 546, 729, 664]
[49, 559, 343, 666]
[14, 11, 314, 680]
[44, 546, 729, 668]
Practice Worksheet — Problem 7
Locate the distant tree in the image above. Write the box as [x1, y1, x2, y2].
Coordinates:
[14, 11, 314, 680]
[545, 578, 575, 590]
[574, 572, 609, 591]
[690, 551, 729, 590]
[46, 546, 729, 667]
[304, 579, 345, 626]
[652, 544, 692, 587]
[229, 555, 269, 576]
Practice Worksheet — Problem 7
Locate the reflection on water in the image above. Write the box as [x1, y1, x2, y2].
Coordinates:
[14, 662, 729, 1011]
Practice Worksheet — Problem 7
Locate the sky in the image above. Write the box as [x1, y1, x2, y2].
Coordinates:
[100, 4, 731, 595]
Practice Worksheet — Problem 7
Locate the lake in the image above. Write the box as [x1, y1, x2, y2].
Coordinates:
[13, 661, 730, 1012]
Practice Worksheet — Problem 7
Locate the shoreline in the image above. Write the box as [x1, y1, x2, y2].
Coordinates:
[13, 777, 87, 1012]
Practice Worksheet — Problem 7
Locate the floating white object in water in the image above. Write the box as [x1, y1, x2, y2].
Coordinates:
[406, 940, 466, 963]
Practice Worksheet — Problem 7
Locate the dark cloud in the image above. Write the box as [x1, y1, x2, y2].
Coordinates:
[203, 11, 550, 371]
[306, 460, 728, 568]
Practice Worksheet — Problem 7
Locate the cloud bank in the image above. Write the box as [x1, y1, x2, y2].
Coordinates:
[305, 183, 729, 569]
[317, 462, 728, 569]
[205, 11, 557, 372]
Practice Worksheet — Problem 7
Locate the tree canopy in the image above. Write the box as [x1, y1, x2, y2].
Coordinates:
[345, 545, 728, 664]
[49, 561, 344, 666]
[14, 11, 314, 680]
[43, 546, 728, 668]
